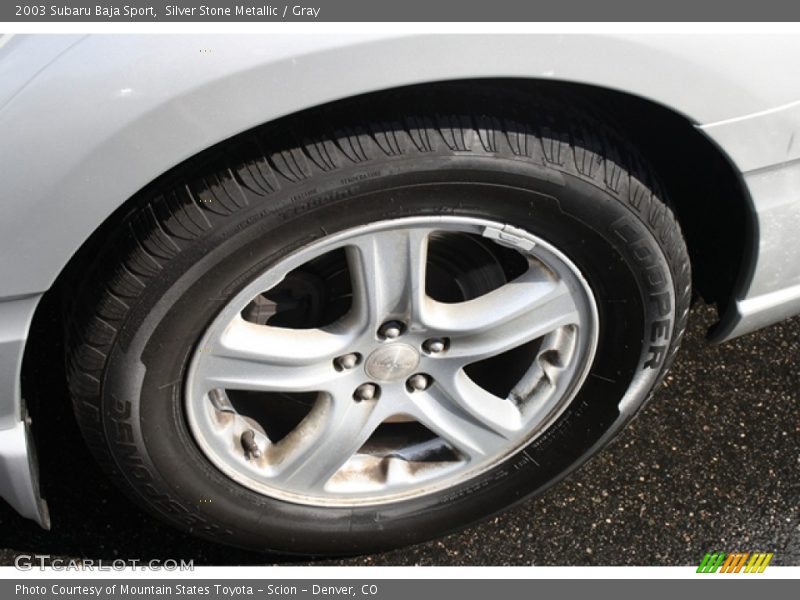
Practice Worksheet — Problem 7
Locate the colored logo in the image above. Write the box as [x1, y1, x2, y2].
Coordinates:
[697, 552, 774, 573]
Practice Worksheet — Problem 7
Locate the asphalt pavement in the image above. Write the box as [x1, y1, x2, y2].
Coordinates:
[0, 303, 797, 566]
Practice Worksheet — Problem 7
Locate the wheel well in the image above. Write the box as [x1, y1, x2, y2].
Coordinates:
[32, 78, 752, 353]
[536, 81, 751, 313]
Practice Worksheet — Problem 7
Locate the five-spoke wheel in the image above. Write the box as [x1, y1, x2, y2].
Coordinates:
[186, 217, 598, 505]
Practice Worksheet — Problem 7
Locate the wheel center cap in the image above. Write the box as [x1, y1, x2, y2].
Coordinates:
[364, 344, 420, 382]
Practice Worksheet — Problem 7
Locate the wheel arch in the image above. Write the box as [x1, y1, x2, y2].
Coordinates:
[0, 33, 761, 305]
[33, 78, 752, 336]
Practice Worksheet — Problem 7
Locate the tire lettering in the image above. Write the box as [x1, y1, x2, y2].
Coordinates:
[610, 216, 674, 371]
[651, 318, 671, 342]
[644, 345, 667, 369]
[650, 290, 671, 317]
[106, 400, 232, 536]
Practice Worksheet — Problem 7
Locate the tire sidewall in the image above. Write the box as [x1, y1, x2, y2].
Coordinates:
[100, 155, 679, 554]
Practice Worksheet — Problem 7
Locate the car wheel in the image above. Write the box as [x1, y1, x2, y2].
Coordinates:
[67, 89, 691, 554]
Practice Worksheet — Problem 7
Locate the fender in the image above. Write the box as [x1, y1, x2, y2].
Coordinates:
[2, 33, 800, 298]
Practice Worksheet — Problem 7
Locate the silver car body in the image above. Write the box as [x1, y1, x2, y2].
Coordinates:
[2, 33, 799, 528]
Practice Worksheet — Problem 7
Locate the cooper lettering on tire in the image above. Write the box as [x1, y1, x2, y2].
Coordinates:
[66, 85, 691, 555]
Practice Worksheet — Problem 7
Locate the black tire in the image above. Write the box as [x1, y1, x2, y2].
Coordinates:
[66, 86, 691, 555]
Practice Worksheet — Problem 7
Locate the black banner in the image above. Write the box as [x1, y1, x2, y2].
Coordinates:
[5, 579, 799, 600]
[4, 0, 800, 22]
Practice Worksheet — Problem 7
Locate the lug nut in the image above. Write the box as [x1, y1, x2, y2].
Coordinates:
[334, 353, 360, 371]
[353, 383, 379, 402]
[423, 338, 448, 354]
[240, 429, 262, 459]
[378, 321, 405, 340]
[406, 373, 431, 392]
